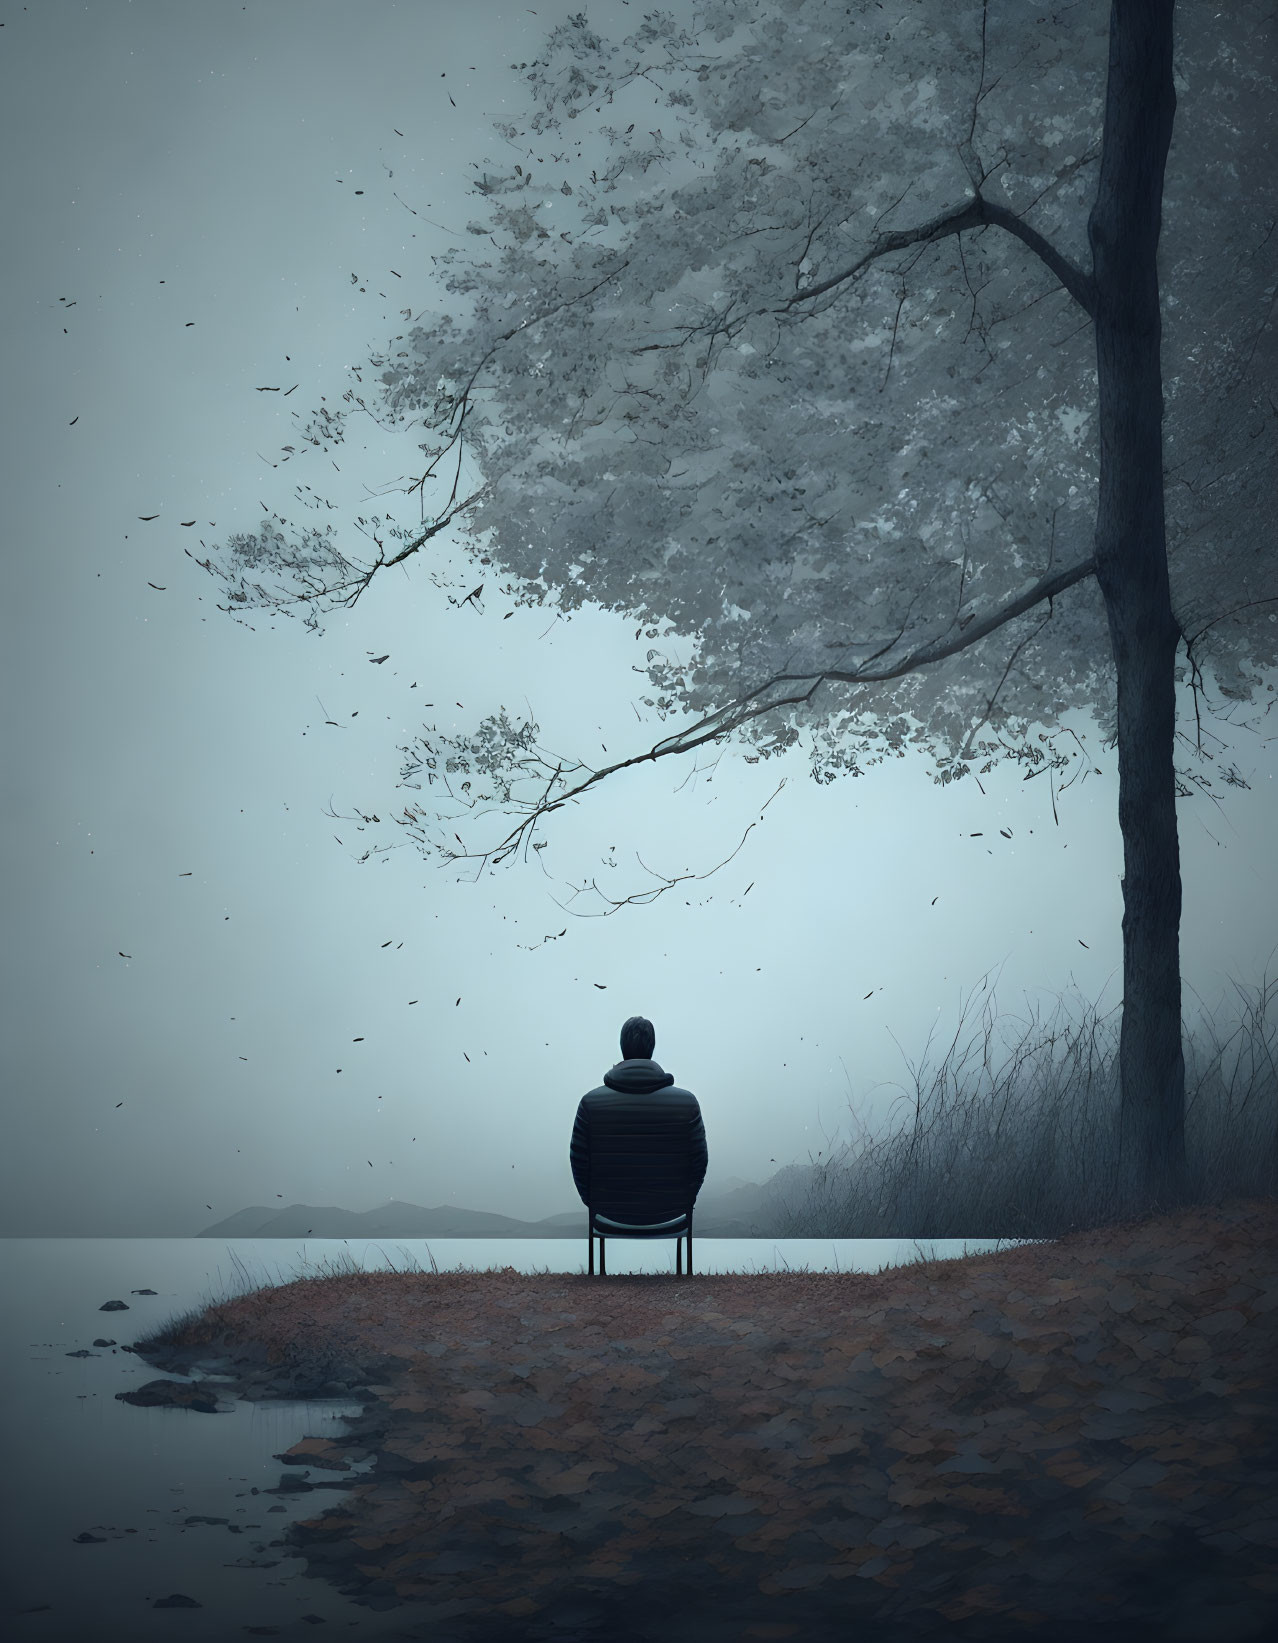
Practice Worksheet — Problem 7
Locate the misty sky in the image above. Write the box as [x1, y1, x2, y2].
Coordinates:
[3, 0, 1275, 1237]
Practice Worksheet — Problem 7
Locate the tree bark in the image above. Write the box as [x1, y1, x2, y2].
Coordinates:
[1088, 0, 1189, 1215]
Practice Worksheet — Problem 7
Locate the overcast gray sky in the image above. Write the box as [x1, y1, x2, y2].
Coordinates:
[3, 0, 1275, 1238]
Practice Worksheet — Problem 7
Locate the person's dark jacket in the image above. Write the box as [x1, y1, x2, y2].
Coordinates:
[570, 1058, 708, 1224]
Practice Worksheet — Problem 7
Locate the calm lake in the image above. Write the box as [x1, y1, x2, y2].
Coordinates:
[2, 1233, 1035, 1642]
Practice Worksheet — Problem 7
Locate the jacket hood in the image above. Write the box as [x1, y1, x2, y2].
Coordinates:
[602, 1057, 675, 1093]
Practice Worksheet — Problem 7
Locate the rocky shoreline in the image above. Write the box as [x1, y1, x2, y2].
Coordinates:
[114, 1333, 417, 1613]
[102, 1200, 1278, 1637]
[119, 1330, 402, 1410]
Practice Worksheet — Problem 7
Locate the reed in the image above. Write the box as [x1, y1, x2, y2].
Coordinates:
[759, 960, 1278, 1243]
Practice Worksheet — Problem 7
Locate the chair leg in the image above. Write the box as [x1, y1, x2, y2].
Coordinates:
[588, 1227, 693, 1276]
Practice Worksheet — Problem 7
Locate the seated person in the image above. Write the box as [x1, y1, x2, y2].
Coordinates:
[570, 1015, 708, 1224]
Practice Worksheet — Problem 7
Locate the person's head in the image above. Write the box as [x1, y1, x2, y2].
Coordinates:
[620, 1015, 656, 1061]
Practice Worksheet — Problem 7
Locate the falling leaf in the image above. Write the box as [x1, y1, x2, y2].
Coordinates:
[138, 514, 159, 521]
[179, 871, 192, 877]
[594, 983, 606, 989]
[408, 1000, 418, 1005]
[382, 940, 392, 948]
[1000, 828, 1012, 838]
[69, 416, 79, 425]
[118, 951, 132, 959]
[1078, 939, 1089, 949]
[147, 582, 166, 590]
[180, 520, 195, 527]
[456, 997, 461, 1006]
[863, 991, 874, 1000]
[932, 896, 938, 905]
[353, 1037, 364, 1042]
[369, 653, 390, 664]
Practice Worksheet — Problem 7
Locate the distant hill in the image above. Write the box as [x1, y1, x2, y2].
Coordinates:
[197, 1166, 824, 1241]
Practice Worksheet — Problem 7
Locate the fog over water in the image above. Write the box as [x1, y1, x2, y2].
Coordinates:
[3, 0, 1275, 1242]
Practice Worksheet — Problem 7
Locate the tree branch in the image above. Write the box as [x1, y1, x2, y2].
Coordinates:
[445, 553, 1097, 872]
[976, 198, 1097, 316]
[187, 488, 488, 623]
[546, 780, 785, 917]
[778, 192, 1097, 321]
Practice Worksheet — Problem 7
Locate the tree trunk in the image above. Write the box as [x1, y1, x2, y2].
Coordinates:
[1088, 0, 1190, 1216]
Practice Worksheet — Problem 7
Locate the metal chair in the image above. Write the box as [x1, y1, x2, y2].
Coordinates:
[587, 1201, 694, 1276]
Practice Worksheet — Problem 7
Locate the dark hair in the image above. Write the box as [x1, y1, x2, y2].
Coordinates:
[620, 1015, 655, 1060]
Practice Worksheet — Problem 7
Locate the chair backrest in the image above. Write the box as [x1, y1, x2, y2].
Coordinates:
[588, 1118, 699, 1226]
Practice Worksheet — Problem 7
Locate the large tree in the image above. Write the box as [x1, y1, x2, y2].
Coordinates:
[197, 0, 1277, 1215]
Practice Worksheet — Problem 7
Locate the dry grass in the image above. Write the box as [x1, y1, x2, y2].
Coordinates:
[758, 958, 1278, 1243]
